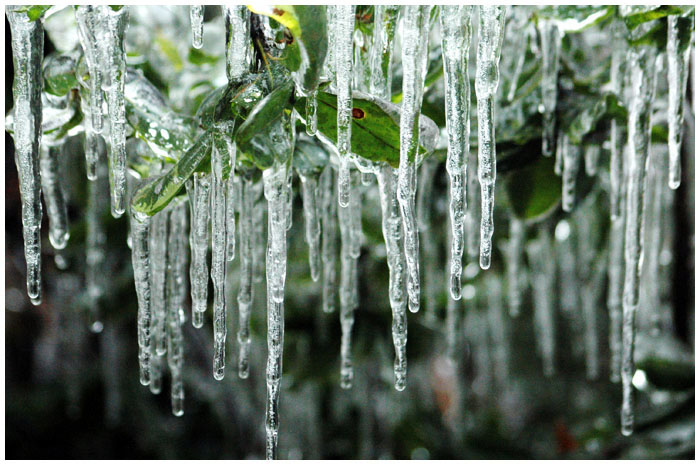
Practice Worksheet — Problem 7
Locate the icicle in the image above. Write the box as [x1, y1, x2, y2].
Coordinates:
[609, 23, 627, 219]
[486, 276, 508, 388]
[103, 7, 129, 218]
[576, 208, 602, 380]
[86, 162, 107, 332]
[305, 91, 318, 136]
[421, 189, 441, 322]
[561, 134, 581, 212]
[607, 214, 625, 383]
[237, 175, 254, 379]
[226, 173, 238, 262]
[263, 162, 290, 460]
[538, 18, 561, 157]
[188, 173, 211, 328]
[475, 6, 506, 270]
[526, 226, 556, 377]
[150, 209, 169, 357]
[166, 202, 187, 416]
[320, 166, 338, 313]
[211, 141, 228, 380]
[398, 5, 431, 312]
[335, 5, 355, 208]
[338, 171, 361, 389]
[80, 94, 103, 181]
[440, 5, 473, 299]
[40, 145, 69, 250]
[621, 46, 656, 437]
[129, 209, 152, 386]
[506, 9, 531, 102]
[666, 14, 692, 190]
[504, 217, 524, 317]
[369, 5, 399, 100]
[8, 9, 44, 305]
[466, 139, 480, 260]
[74, 6, 104, 134]
[300, 172, 322, 281]
[223, 6, 250, 82]
[376, 165, 408, 391]
[149, 350, 163, 395]
[584, 145, 600, 176]
[445, 227, 461, 363]
[190, 6, 204, 49]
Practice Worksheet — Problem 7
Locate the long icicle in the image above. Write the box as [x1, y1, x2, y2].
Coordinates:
[40, 145, 69, 250]
[376, 165, 408, 391]
[86, 161, 107, 331]
[320, 166, 338, 313]
[475, 6, 506, 270]
[103, 7, 129, 218]
[621, 46, 656, 437]
[398, 5, 431, 312]
[190, 6, 204, 49]
[505, 217, 525, 317]
[223, 6, 250, 82]
[561, 134, 581, 212]
[300, 172, 322, 281]
[188, 173, 211, 328]
[607, 212, 625, 383]
[166, 201, 187, 416]
[263, 162, 290, 460]
[150, 208, 169, 357]
[440, 5, 473, 300]
[130, 209, 152, 386]
[8, 8, 44, 305]
[74, 6, 104, 134]
[335, 5, 355, 208]
[609, 22, 627, 219]
[666, 14, 692, 190]
[237, 174, 254, 379]
[538, 18, 561, 157]
[211, 140, 228, 380]
[226, 173, 238, 262]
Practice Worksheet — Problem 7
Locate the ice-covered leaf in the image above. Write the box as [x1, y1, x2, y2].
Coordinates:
[538, 6, 614, 33]
[42, 51, 80, 96]
[622, 5, 690, 31]
[504, 152, 562, 221]
[293, 136, 329, 175]
[636, 358, 694, 392]
[566, 93, 626, 144]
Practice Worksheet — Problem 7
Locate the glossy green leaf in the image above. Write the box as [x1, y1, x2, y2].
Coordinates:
[131, 133, 212, 216]
[42, 52, 79, 96]
[505, 152, 562, 221]
[622, 5, 688, 31]
[13, 5, 53, 21]
[294, 90, 439, 168]
[636, 358, 694, 391]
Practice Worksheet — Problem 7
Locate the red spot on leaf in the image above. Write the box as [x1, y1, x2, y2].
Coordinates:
[352, 108, 365, 119]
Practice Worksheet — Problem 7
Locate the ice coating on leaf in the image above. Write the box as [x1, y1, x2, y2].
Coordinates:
[666, 14, 692, 190]
[609, 22, 627, 220]
[40, 145, 69, 250]
[440, 5, 473, 299]
[223, 6, 250, 82]
[8, 9, 44, 305]
[299, 172, 322, 281]
[338, 171, 361, 389]
[398, 5, 431, 313]
[129, 208, 152, 386]
[237, 175, 255, 379]
[538, 18, 561, 157]
[263, 162, 290, 460]
[475, 6, 506, 270]
[334, 5, 355, 208]
[320, 166, 338, 313]
[187, 173, 211, 328]
[166, 201, 187, 416]
[150, 208, 169, 357]
[211, 139, 228, 380]
[376, 165, 408, 391]
[561, 134, 581, 212]
[526, 227, 556, 377]
[190, 6, 204, 49]
[621, 46, 656, 437]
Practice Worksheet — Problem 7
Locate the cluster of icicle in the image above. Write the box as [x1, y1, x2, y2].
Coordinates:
[6, 5, 693, 458]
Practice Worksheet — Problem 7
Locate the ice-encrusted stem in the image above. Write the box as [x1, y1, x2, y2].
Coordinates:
[188, 173, 211, 328]
[621, 46, 656, 437]
[40, 145, 69, 250]
[129, 209, 152, 386]
[320, 166, 338, 313]
[538, 18, 561, 157]
[376, 165, 408, 391]
[166, 202, 187, 416]
[8, 9, 44, 305]
[211, 141, 228, 380]
[398, 5, 431, 312]
[300, 172, 322, 281]
[190, 6, 204, 49]
[440, 5, 473, 299]
[475, 6, 506, 270]
[223, 6, 250, 82]
[103, 7, 129, 218]
[263, 162, 290, 460]
[335, 5, 355, 208]
[666, 14, 692, 190]
[237, 175, 254, 379]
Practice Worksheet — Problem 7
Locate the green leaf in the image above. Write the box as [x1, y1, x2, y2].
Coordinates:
[15, 5, 53, 21]
[131, 133, 212, 216]
[187, 47, 220, 66]
[538, 6, 614, 33]
[42, 51, 79, 97]
[154, 33, 184, 72]
[636, 358, 694, 391]
[505, 152, 562, 221]
[294, 90, 439, 168]
[234, 80, 295, 169]
[622, 5, 688, 31]
[566, 93, 626, 145]
[249, 5, 328, 94]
